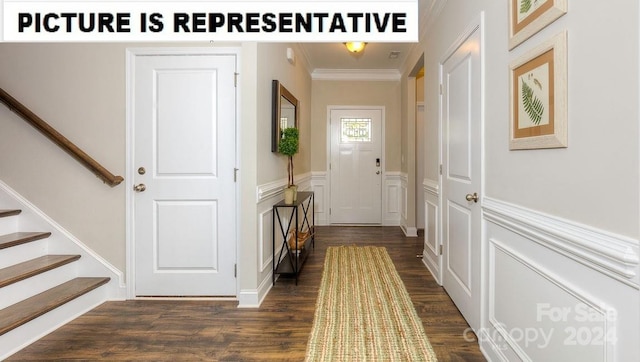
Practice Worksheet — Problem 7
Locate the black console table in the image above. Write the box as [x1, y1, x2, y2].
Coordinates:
[272, 191, 315, 285]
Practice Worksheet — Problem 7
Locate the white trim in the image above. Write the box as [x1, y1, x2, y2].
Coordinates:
[256, 172, 311, 203]
[258, 209, 274, 274]
[0, 180, 125, 296]
[419, 0, 448, 42]
[489, 237, 616, 361]
[312, 68, 401, 81]
[237, 275, 272, 308]
[423, 178, 439, 197]
[483, 197, 640, 287]
[125, 47, 242, 299]
[310, 172, 328, 225]
[400, 172, 408, 230]
[384, 172, 402, 226]
[402, 226, 418, 237]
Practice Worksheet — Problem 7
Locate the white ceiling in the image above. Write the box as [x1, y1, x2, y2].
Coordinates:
[298, 0, 432, 72]
[299, 42, 416, 71]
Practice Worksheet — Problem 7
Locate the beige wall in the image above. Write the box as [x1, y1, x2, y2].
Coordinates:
[0, 42, 313, 298]
[310, 80, 401, 172]
[0, 43, 130, 272]
[254, 43, 312, 289]
[256, 44, 312, 185]
[403, 0, 639, 238]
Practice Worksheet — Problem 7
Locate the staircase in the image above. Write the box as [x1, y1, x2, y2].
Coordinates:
[0, 184, 123, 359]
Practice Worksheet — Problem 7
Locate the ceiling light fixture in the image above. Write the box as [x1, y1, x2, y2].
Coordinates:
[344, 42, 367, 53]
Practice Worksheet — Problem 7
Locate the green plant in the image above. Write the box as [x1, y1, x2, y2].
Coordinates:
[520, 0, 532, 14]
[278, 127, 299, 187]
[521, 80, 544, 125]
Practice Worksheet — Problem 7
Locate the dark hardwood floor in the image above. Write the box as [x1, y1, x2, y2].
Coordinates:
[8, 226, 485, 361]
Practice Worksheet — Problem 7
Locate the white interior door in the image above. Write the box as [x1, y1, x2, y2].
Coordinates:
[132, 52, 237, 296]
[330, 108, 382, 224]
[441, 27, 482, 330]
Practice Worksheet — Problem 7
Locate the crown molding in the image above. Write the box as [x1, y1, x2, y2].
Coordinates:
[311, 68, 401, 81]
[294, 43, 314, 75]
[420, 0, 448, 41]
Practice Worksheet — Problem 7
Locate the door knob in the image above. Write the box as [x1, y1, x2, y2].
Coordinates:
[376, 171, 381, 175]
[133, 183, 146, 192]
[465, 192, 478, 203]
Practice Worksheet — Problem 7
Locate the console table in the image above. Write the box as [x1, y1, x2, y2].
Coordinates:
[272, 191, 315, 285]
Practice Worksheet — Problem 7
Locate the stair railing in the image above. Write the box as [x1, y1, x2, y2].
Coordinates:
[0, 87, 123, 187]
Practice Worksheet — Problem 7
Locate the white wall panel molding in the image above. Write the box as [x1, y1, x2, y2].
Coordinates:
[421, 198, 441, 284]
[424, 200, 439, 256]
[255, 174, 311, 305]
[400, 172, 408, 219]
[310, 171, 327, 225]
[258, 209, 274, 274]
[423, 178, 440, 197]
[488, 237, 616, 361]
[483, 197, 639, 287]
[383, 172, 402, 226]
[256, 172, 311, 203]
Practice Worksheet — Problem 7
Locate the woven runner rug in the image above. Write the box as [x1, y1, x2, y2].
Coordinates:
[305, 245, 437, 361]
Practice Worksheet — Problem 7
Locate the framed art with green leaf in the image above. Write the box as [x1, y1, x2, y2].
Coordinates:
[509, 0, 567, 50]
[510, 31, 567, 150]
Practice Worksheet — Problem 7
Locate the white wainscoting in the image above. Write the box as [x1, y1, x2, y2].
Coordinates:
[242, 172, 312, 307]
[310, 172, 328, 225]
[398, 173, 408, 232]
[481, 197, 639, 362]
[310, 171, 401, 226]
[422, 178, 441, 284]
[383, 172, 402, 226]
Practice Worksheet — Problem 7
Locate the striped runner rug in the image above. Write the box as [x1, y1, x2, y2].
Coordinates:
[305, 245, 437, 361]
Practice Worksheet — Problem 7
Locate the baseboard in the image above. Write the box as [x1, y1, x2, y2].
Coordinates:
[237, 274, 272, 308]
[401, 225, 418, 237]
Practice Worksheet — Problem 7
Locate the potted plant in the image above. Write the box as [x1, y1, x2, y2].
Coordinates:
[278, 127, 299, 204]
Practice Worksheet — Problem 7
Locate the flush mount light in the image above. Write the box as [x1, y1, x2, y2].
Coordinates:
[344, 42, 367, 53]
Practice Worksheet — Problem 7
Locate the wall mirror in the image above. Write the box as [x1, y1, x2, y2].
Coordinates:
[272, 80, 299, 152]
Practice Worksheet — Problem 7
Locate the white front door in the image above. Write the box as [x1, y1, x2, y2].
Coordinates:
[131, 51, 237, 296]
[441, 26, 482, 330]
[329, 108, 383, 224]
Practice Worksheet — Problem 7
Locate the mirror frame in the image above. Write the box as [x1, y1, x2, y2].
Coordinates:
[272, 80, 299, 152]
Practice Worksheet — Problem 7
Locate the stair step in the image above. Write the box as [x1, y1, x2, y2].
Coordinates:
[0, 255, 81, 288]
[0, 277, 110, 336]
[0, 232, 51, 250]
[0, 210, 21, 218]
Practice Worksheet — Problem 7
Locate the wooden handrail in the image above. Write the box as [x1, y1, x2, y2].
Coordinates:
[0, 88, 123, 187]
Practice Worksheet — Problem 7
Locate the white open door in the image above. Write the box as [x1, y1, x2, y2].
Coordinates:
[441, 25, 483, 330]
[329, 108, 383, 224]
[130, 51, 237, 296]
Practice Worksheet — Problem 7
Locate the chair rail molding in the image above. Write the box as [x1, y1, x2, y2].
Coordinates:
[482, 197, 639, 287]
[423, 178, 439, 197]
[256, 172, 311, 204]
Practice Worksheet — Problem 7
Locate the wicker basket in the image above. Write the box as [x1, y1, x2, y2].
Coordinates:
[287, 230, 310, 250]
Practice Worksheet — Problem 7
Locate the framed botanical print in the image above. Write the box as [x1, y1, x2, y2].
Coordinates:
[509, 0, 567, 50]
[510, 31, 567, 150]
